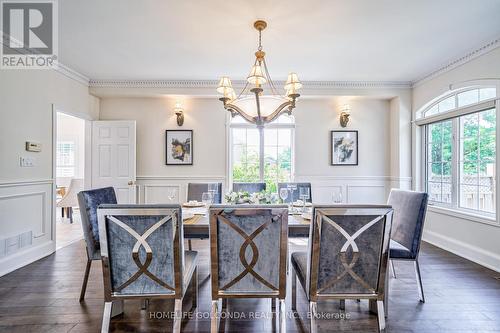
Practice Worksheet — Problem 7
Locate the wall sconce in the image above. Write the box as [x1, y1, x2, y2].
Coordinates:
[174, 101, 184, 126]
[339, 104, 351, 127]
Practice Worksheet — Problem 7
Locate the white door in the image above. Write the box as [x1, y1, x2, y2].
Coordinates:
[91, 121, 136, 203]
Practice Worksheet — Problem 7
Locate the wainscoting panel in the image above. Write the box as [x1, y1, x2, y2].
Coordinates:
[347, 185, 387, 204]
[0, 180, 55, 276]
[137, 176, 227, 204]
[137, 175, 411, 205]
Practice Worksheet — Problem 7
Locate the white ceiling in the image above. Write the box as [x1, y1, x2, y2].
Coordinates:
[59, 0, 500, 82]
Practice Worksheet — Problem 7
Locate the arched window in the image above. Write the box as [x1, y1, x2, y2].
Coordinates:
[229, 114, 295, 192]
[417, 86, 498, 218]
[419, 86, 496, 119]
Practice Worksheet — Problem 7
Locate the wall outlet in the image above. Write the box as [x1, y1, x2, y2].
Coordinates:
[20, 156, 36, 167]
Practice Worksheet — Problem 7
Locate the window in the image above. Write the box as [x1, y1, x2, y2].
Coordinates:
[419, 87, 497, 217]
[230, 115, 294, 192]
[56, 142, 76, 177]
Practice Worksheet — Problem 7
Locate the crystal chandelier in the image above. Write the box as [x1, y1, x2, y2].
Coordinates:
[217, 20, 302, 127]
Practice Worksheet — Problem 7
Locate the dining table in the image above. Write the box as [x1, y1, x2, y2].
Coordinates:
[181, 205, 312, 239]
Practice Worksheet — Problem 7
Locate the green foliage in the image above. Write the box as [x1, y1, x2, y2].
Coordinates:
[429, 110, 496, 176]
[233, 146, 292, 192]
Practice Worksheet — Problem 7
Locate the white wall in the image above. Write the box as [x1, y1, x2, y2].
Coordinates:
[0, 70, 95, 276]
[412, 47, 500, 272]
[99, 95, 400, 204]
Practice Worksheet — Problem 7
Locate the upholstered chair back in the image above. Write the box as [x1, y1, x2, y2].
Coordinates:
[307, 206, 393, 300]
[77, 187, 117, 260]
[187, 182, 222, 203]
[387, 190, 428, 258]
[232, 182, 266, 194]
[97, 204, 184, 298]
[277, 182, 312, 203]
[209, 205, 288, 298]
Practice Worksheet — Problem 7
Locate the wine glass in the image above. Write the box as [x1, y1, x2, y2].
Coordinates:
[279, 188, 289, 204]
[299, 187, 310, 212]
[167, 188, 177, 203]
[208, 183, 218, 203]
[202, 192, 213, 207]
[333, 190, 343, 204]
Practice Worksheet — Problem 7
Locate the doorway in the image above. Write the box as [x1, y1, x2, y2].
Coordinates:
[55, 112, 86, 249]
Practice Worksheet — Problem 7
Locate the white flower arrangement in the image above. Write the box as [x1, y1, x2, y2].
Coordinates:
[225, 190, 278, 204]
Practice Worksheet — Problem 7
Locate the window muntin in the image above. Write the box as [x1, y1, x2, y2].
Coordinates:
[56, 141, 76, 177]
[427, 120, 453, 204]
[458, 109, 496, 213]
[230, 115, 294, 191]
[422, 87, 497, 118]
[424, 108, 496, 217]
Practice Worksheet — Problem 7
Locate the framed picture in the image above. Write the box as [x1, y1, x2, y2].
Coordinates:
[166, 130, 193, 165]
[331, 130, 358, 166]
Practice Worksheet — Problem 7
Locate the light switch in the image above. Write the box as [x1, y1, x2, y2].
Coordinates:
[20, 156, 36, 167]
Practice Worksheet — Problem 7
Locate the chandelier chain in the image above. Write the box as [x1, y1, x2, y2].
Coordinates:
[258, 30, 263, 51]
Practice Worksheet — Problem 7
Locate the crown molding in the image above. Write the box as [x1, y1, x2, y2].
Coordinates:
[88, 79, 412, 90]
[54, 62, 90, 85]
[411, 36, 500, 87]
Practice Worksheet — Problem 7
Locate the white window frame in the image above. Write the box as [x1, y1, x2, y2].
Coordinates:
[416, 85, 499, 225]
[227, 114, 296, 188]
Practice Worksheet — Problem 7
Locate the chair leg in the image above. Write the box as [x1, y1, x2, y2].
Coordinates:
[188, 239, 192, 251]
[191, 266, 198, 310]
[101, 301, 113, 333]
[61, 207, 65, 218]
[141, 299, 149, 310]
[309, 301, 317, 333]
[211, 300, 220, 333]
[340, 299, 345, 310]
[69, 207, 73, 223]
[291, 268, 297, 311]
[390, 259, 397, 278]
[173, 298, 182, 333]
[414, 260, 425, 303]
[278, 298, 286, 333]
[271, 297, 276, 312]
[79, 259, 92, 302]
[376, 300, 386, 332]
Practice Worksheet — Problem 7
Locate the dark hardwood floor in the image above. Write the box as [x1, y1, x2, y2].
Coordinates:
[0, 239, 499, 332]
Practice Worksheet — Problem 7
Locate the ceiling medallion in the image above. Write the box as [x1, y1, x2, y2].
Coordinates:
[217, 20, 302, 127]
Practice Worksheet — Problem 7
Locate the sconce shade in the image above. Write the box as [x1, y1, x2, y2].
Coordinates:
[247, 65, 267, 85]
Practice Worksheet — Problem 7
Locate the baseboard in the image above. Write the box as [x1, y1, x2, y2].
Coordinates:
[423, 230, 500, 272]
[0, 241, 56, 277]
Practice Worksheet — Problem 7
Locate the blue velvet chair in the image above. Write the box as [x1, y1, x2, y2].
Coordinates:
[187, 182, 222, 203]
[388, 189, 429, 303]
[232, 182, 266, 194]
[209, 205, 288, 332]
[97, 204, 198, 333]
[277, 182, 312, 203]
[77, 187, 117, 302]
[291, 205, 393, 333]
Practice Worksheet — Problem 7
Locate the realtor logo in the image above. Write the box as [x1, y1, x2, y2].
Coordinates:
[1, 0, 58, 69]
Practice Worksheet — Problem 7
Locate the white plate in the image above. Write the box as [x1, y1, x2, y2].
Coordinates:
[301, 212, 312, 220]
[293, 201, 312, 207]
[183, 212, 195, 220]
[183, 201, 205, 208]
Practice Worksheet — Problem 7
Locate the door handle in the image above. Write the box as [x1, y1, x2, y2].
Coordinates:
[128, 180, 135, 186]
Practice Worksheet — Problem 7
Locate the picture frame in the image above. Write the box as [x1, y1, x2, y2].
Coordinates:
[166, 130, 193, 165]
[330, 130, 358, 166]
